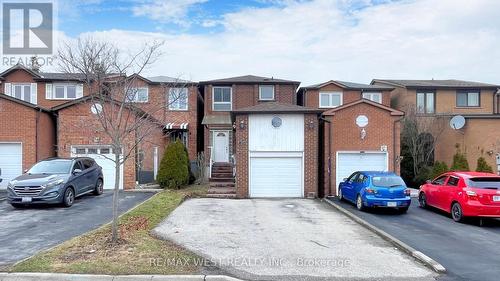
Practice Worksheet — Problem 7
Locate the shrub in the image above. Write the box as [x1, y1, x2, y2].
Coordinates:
[451, 152, 470, 171]
[476, 157, 493, 173]
[431, 161, 449, 180]
[414, 165, 432, 187]
[183, 145, 196, 184]
[157, 141, 189, 189]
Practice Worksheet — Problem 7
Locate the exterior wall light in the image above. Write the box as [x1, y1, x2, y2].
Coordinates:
[239, 120, 246, 129]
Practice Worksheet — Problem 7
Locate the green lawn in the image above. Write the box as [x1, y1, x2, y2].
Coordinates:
[11, 184, 208, 275]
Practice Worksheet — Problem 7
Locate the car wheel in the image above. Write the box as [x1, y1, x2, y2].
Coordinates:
[398, 206, 409, 214]
[418, 192, 427, 209]
[63, 188, 75, 207]
[451, 202, 464, 222]
[338, 188, 344, 201]
[93, 178, 104, 195]
[356, 195, 365, 211]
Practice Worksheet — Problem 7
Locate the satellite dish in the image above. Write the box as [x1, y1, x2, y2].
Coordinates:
[450, 115, 466, 130]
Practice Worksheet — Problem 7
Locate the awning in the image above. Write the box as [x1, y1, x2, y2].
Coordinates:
[165, 122, 189, 129]
[201, 115, 232, 125]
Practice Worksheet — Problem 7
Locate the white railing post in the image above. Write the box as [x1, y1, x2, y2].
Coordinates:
[208, 146, 214, 178]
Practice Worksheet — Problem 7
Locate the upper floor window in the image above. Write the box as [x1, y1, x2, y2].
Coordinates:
[456, 91, 479, 107]
[54, 84, 76, 99]
[213, 86, 232, 111]
[259, 85, 274, 100]
[362, 92, 382, 103]
[168, 88, 188, 110]
[416, 91, 435, 114]
[319, 92, 342, 108]
[12, 84, 33, 103]
[126, 87, 149, 103]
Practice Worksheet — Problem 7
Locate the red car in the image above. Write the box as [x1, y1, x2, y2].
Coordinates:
[419, 172, 500, 222]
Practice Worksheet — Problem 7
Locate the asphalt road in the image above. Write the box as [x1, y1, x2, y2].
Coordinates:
[0, 191, 153, 268]
[329, 197, 500, 281]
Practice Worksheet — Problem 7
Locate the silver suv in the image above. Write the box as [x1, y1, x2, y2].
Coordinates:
[7, 157, 104, 208]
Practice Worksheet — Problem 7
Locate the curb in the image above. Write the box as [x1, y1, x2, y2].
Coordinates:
[323, 197, 446, 274]
[0, 273, 242, 281]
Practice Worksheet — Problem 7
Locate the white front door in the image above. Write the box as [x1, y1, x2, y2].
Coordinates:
[0, 143, 23, 189]
[71, 146, 124, 189]
[213, 131, 229, 162]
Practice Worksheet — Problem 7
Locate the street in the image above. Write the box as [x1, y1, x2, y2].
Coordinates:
[329, 197, 500, 281]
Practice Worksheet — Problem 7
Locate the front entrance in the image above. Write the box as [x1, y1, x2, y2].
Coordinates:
[213, 131, 229, 162]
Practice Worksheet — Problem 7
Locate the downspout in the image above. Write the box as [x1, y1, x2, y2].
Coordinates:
[495, 89, 500, 114]
[320, 116, 332, 196]
[393, 116, 404, 174]
[35, 108, 41, 161]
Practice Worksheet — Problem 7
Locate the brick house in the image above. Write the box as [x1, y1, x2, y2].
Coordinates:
[298, 80, 403, 196]
[372, 79, 500, 174]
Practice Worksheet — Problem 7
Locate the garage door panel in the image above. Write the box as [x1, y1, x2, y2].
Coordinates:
[336, 152, 387, 192]
[71, 146, 123, 189]
[0, 143, 23, 189]
[250, 157, 302, 198]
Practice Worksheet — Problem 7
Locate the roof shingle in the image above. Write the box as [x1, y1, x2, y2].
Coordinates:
[372, 79, 499, 89]
[232, 102, 321, 114]
[200, 75, 300, 85]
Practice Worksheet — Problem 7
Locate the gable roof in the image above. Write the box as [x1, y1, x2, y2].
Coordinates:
[0, 64, 41, 79]
[147, 76, 195, 84]
[371, 79, 499, 89]
[0, 94, 51, 113]
[322, 99, 404, 116]
[232, 102, 321, 114]
[301, 80, 394, 91]
[200, 75, 300, 85]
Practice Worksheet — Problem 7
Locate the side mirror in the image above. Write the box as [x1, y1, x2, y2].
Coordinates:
[73, 168, 82, 175]
[425, 180, 432, 184]
[343, 178, 348, 182]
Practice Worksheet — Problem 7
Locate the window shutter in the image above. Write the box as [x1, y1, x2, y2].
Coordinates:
[45, 83, 53, 99]
[4, 83, 11, 96]
[76, 84, 83, 98]
[31, 83, 37, 104]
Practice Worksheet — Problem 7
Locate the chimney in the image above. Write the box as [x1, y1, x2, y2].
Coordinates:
[30, 56, 41, 72]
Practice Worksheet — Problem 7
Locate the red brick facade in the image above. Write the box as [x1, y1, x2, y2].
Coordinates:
[322, 101, 403, 196]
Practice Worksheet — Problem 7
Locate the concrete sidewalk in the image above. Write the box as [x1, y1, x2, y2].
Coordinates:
[0, 273, 241, 281]
[153, 198, 437, 280]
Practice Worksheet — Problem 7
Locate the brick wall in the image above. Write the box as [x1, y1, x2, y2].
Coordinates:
[234, 115, 249, 198]
[36, 111, 56, 160]
[323, 103, 401, 196]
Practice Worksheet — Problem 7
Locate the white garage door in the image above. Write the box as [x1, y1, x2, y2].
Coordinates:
[0, 143, 22, 189]
[71, 146, 124, 189]
[336, 152, 388, 192]
[250, 154, 303, 198]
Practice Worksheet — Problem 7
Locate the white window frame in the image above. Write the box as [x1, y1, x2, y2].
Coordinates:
[12, 83, 32, 103]
[168, 87, 189, 111]
[52, 83, 78, 100]
[362, 92, 382, 103]
[212, 86, 232, 111]
[319, 91, 343, 108]
[126, 87, 149, 103]
[259, 85, 275, 100]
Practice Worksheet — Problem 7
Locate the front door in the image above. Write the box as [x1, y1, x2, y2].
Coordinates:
[213, 131, 229, 163]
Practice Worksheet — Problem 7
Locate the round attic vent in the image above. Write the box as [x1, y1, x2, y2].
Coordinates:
[272, 116, 282, 128]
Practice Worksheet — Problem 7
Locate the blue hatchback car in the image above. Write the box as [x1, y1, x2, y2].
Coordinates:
[338, 171, 411, 213]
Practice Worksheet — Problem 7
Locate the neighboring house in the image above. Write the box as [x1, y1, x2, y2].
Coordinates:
[52, 96, 166, 190]
[0, 64, 88, 108]
[372, 79, 500, 174]
[298, 81, 402, 196]
[0, 95, 55, 188]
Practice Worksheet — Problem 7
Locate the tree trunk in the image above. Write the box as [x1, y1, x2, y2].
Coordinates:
[111, 151, 121, 243]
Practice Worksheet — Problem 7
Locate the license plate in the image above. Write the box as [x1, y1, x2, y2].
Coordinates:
[493, 196, 500, 202]
[387, 202, 397, 207]
[21, 197, 32, 203]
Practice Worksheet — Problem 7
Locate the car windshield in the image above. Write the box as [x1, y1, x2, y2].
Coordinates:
[372, 176, 406, 187]
[28, 160, 72, 174]
[467, 177, 500, 189]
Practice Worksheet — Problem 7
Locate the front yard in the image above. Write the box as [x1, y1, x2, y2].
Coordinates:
[11, 185, 209, 275]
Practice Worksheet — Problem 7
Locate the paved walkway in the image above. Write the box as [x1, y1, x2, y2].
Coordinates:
[154, 198, 437, 280]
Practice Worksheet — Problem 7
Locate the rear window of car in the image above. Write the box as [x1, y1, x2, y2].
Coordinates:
[467, 177, 500, 189]
[372, 176, 407, 188]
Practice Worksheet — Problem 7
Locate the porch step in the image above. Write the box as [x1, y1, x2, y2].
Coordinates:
[209, 182, 236, 188]
[207, 187, 236, 194]
[211, 172, 233, 178]
[205, 193, 237, 199]
[209, 177, 235, 183]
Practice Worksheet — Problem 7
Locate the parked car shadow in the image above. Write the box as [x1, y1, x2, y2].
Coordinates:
[6, 192, 105, 210]
[420, 205, 500, 227]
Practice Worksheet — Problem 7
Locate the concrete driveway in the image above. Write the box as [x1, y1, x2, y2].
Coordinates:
[154, 199, 437, 280]
[0, 191, 153, 268]
[332, 197, 500, 281]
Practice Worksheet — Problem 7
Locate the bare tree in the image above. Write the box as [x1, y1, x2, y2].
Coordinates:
[400, 105, 446, 180]
[57, 37, 189, 243]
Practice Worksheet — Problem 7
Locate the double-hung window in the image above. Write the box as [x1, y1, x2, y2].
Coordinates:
[126, 87, 149, 103]
[416, 91, 435, 114]
[319, 92, 342, 108]
[168, 88, 188, 110]
[213, 87, 232, 111]
[12, 84, 32, 103]
[54, 84, 77, 99]
[456, 91, 480, 107]
[259, 85, 274, 100]
[362, 92, 382, 103]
